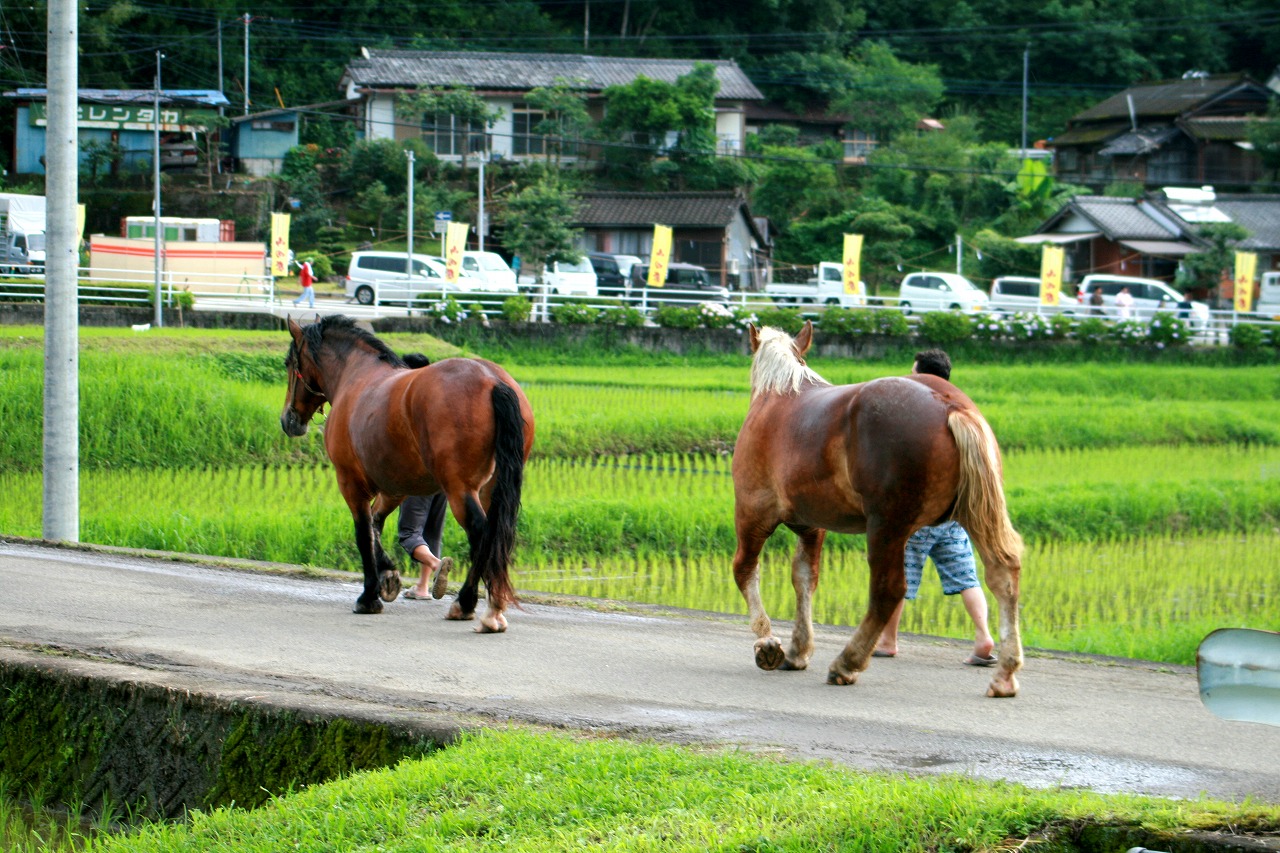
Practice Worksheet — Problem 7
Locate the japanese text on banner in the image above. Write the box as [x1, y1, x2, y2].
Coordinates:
[842, 233, 863, 297]
[648, 225, 672, 288]
[1039, 245, 1064, 307]
[269, 213, 291, 277]
[1234, 251, 1257, 313]
[444, 221, 470, 285]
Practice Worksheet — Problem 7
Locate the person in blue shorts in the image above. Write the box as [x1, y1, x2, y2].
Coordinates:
[874, 349, 997, 667]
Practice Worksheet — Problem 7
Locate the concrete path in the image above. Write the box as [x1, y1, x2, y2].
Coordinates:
[2, 541, 1276, 803]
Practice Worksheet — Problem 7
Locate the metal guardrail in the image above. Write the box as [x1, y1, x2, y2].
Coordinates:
[0, 267, 277, 307]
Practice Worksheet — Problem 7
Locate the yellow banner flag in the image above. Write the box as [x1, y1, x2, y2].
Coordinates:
[269, 213, 291, 277]
[648, 224, 672, 287]
[1039, 245, 1064, 307]
[76, 204, 86, 244]
[842, 233, 864, 297]
[1234, 251, 1257, 313]
[444, 221, 470, 285]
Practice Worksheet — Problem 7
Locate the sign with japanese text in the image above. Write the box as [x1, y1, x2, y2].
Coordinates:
[444, 221, 470, 285]
[29, 102, 219, 132]
[1233, 251, 1257, 313]
[1039, 245, 1064, 307]
[648, 224, 672, 287]
[842, 233, 864, 297]
[269, 213, 291, 277]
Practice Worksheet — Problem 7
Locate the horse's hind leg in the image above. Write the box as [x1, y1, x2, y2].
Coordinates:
[733, 513, 783, 670]
[975, 543, 1023, 698]
[828, 521, 907, 685]
[780, 526, 825, 670]
[371, 494, 404, 602]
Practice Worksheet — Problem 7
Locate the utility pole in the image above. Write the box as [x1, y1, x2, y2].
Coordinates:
[153, 50, 164, 327]
[217, 21, 223, 106]
[242, 13, 250, 115]
[44, 0, 79, 541]
[1021, 44, 1030, 153]
[405, 149, 414, 272]
[955, 233, 963, 275]
[478, 153, 486, 254]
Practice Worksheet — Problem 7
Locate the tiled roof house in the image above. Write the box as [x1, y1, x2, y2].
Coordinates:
[1050, 73, 1274, 189]
[339, 49, 765, 163]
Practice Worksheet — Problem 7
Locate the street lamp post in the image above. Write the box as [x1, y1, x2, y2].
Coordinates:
[153, 50, 164, 327]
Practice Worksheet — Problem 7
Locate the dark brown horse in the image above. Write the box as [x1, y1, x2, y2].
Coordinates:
[732, 322, 1024, 697]
[281, 315, 534, 632]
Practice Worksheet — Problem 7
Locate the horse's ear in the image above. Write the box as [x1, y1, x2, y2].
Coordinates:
[287, 317, 304, 343]
[794, 319, 814, 357]
[748, 323, 761, 353]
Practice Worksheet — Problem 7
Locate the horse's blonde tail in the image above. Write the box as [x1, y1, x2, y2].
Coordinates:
[948, 408, 1022, 566]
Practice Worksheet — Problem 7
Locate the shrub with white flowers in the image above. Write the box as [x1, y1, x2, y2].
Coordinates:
[426, 296, 467, 324]
[697, 301, 738, 329]
[1146, 312, 1187, 347]
[1005, 312, 1053, 340]
[970, 313, 1007, 341]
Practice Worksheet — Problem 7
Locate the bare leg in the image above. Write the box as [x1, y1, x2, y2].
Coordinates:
[781, 527, 825, 670]
[874, 600, 906, 657]
[959, 587, 995, 660]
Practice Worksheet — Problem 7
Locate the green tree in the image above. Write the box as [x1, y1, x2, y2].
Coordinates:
[1247, 106, 1280, 184]
[748, 147, 840, 226]
[830, 42, 944, 143]
[498, 176, 583, 282]
[397, 88, 503, 173]
[599, 63, 720, 187]
[525, 78, 593, 167]
[1178, 222, 1251, 302]
[352, 180, 397, 241]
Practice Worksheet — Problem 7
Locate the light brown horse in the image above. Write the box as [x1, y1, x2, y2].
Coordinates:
[732, 322, 1023, 697]
[280, 315, 534, 632]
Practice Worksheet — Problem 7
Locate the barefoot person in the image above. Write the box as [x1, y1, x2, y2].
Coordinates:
[399, 493, 453, 600]
[874, 349, 997, 667]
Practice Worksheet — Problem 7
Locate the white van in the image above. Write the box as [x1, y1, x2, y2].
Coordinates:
[989, 276, 1074, 315]
[345, 251, 452, 305]
[526, 257, 599, 297]
[896, 272, 990, 314]
[461, 251, 518, 292]
[1256, 271, 1280, 319]
[1076, 274, 1210, 328]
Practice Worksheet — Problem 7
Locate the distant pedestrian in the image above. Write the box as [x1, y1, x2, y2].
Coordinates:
[1089, 288, 1104, 316]
[1115, 286, 1134, 321]
[292, 258, 316, 308]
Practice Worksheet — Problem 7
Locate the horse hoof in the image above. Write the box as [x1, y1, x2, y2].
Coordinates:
[779, 658, 808, 671]
[754, 637, 785, 671]
[378, 571, 402, 602]
[986, 674, 1019, 698]
[353, 598, 383, 615]
[826, 669, 858, 686]
[475, 613, 508, 634]
[446, 601, 476, 621]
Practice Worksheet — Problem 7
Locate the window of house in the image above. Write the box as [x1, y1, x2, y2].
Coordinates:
[844, 130, 877, 160]
[512, 105, 547, 156]
[421, 112, 487, 157]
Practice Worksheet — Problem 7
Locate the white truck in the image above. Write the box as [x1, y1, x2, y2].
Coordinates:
[0, 193, 46, 274]
[765, 261, 865, 307]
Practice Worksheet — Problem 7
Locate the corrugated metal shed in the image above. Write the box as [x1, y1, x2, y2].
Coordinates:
[1097, 125, 1182, 157]
[343, 50, 764, 101]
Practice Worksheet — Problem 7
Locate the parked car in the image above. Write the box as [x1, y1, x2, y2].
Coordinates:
[344, 251, 453, 305]
[989, 276, 1074, 315]
[520, 256, 599, 297]
[1075, 274, 1209, 327]
[588, 252, 641, 297]
[629, 262, 729, 305]
[461, 251, 519, 292]
[1255, 271, 1280, 319]
[896, 272, 990, 314]
[765, 261, 866, 308]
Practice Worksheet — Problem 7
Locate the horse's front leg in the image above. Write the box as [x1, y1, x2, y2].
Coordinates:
[371, 493, 405, 603]
[349, 503, 384, 614]
[780, 526, 825, 671]
[828, 521, 907, 685]
[732, 510, 782, 670]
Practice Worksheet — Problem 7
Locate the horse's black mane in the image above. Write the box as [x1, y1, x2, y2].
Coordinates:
[301, 315, 406, 368]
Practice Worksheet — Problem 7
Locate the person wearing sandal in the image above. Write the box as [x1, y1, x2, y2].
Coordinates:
[398, 493, 453, 600]
[873, 349, 998, 667]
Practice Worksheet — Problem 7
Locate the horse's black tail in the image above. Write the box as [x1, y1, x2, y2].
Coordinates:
[457, 382, 525, 614]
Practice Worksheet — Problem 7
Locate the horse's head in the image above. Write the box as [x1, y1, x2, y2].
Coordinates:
[281, 317, 327, 436]
[747, 320, 826, 400]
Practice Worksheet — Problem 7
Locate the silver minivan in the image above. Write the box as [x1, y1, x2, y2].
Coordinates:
[1075, 274, 1210, 328]
[345, 251, 452, 305]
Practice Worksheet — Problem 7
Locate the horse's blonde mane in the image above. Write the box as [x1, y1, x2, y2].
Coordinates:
[750, 326, 830, 400]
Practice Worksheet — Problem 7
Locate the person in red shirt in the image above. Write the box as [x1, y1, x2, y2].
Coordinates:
[292, 258, 316, 308]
